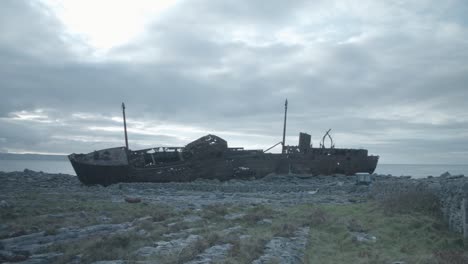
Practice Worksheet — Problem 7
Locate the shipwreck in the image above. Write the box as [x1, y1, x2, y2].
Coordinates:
[69, 101, 379, 186]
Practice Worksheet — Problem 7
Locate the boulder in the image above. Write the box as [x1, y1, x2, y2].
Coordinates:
[440, 172, 451, 177]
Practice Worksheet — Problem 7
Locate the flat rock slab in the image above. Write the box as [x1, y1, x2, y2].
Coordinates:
[0, 222, 132, 255]
[134, 234, 202, 257]
[252, 227, 310, 264]
[220, 225, 243, 236]
[8, 252, 63, 264]
[183, 215, 203, 223]
[162, 228, 198, 239]
[186, 243, 232, 264]
[224, 213, 246, 220]
[91, 261, 125, 264]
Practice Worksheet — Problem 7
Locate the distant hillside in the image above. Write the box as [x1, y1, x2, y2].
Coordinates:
[0, 153, 68, 161]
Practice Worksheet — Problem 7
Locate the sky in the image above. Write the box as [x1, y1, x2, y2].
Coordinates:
[0, 0, 467, 164]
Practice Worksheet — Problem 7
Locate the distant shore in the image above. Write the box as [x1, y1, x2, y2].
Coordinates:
[0, 153, 67, 161]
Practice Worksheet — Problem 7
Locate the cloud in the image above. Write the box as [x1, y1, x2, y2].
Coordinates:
[0, 0, 467, 164]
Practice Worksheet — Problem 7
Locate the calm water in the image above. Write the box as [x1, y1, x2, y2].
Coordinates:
[0, 160, 76, 175]
[0, 160, 467, 178]
[375, 164, 467, 178]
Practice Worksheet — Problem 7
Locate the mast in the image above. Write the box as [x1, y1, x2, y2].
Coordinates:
[122, 102, 129, 149]
[282, 99, 288, 154]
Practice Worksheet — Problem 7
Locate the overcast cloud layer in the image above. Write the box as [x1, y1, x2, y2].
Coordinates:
[1, 0, 467, 164]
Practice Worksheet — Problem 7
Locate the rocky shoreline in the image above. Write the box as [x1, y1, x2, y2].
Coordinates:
[0, 169, 467, 263]
[0, 169, 374, 209]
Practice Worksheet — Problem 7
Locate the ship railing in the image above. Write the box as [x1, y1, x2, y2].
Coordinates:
[132, 147, 184, 154]
[137, 161, 188, 169]
[228, 147, 245, 151]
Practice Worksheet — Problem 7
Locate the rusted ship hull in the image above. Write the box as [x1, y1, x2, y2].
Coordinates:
[69, 147, 281, 186]
[70, 159, 194, 185]
[286, 152, 379, 175]
[69, 101, 378, 186]
[70, 160, 129, 186]
[70, 154, 378, 186]
[69, 135, 379, 186]
[68, 160, 269, 186]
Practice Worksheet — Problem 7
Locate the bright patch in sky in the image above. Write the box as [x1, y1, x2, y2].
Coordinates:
[42, 0, 177, 52]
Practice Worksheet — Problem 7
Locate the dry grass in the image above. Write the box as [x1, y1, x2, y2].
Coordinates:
[271, 222, 299, 237]
[303, 202, 467, 264]
[242, 205, 277, 224]
[0, 191, 175, 239]
[53, 232, 144, 263]
[379, 188, 441, 216]
[226, 236, 268, 263]
[200, 203, 230, 220]
[172, 238, 209, 264]
[432, 249, 468, 264]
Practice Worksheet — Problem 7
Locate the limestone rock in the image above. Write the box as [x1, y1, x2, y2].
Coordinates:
[185, 243, 232, 264]
[16, 252, 63, 264]
[134, 234, 202, 257]
[223, 213, 245, 220]
[440, 172, 451, 177]
[252, 227, 309, 264]
[134, 246, 160, 257]
[183, 215, 203, 223]
[91, 261, 125, 264]
[0, 222, 132, 255]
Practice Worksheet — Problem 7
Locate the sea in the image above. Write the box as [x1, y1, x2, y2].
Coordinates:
[0, 159, 76, 175]
[0, 159, 467, 178]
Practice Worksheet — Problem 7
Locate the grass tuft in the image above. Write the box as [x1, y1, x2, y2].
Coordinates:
[201, 204, 230, 221]
[271, 222, 299, 237]
[242, 205, 276, 224]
